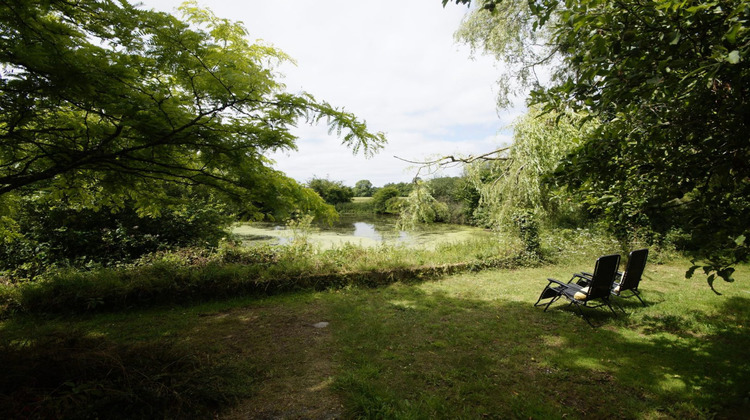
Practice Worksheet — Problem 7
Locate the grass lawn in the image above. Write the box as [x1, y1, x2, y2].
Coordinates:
[1, 258, 748, 418]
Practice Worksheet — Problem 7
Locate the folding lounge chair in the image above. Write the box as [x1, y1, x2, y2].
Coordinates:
[577, 248, 649, 308]
[534, 254, 621, 327]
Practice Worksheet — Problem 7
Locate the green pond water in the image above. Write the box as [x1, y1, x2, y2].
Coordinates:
[232, 215, 492, 249]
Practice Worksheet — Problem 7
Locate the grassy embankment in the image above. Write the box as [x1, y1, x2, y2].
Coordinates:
[335, 196, 379, 216]
[0, 197, 497, 316]
[1, 228, 748, 418]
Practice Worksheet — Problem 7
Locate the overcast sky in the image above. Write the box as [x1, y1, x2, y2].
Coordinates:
[138, 0, 521, 187]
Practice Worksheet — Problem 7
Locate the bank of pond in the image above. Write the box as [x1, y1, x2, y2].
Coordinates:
[232, 215, 494, 249]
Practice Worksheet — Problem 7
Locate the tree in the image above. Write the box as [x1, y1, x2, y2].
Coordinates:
[0, 0, 385, 223]
[381, 182, 415, 197]
[307, 177, 354, 206]
[466, 105, 594, 230]
[423, 176, 480, 224]
[353, 179, 375, 197]
[448, 0, 750, 289]
[449, 0, 556, 108]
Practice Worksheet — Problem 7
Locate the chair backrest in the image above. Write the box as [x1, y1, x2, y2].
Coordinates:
[619, 248, 649, 291]
[587, 254, 621, 300]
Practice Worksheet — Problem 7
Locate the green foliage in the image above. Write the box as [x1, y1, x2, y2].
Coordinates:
[0, 191, 232, 281]
[398, 182, 450, 228]
[0, 232, 525, 316]
[307, 177, 354, 205]
[284, 213, 316, 256]
[0, 0, 385, 219]
[371, 186, 403, 214]
[427, 177, 462, 202]
[540, 0, 750, 286]
[336, 197, 377, 216]
[466, 106, 590, 230]
[353, 180, 375, 197]
[451, 0, 750, 287]
[424, 176, 481, 224]
[452, 0, 555, 107]
[381, 182, 415, 197]
[512, 210, 541, 260]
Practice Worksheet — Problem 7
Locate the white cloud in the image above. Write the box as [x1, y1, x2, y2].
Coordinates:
[138, 0, 522, 186]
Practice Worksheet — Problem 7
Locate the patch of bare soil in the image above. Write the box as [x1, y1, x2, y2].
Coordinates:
[209, 302, 344, 420]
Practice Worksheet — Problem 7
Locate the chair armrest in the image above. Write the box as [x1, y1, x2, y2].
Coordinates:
[547, 278, 567, 288]
[571, 272, 592, 286]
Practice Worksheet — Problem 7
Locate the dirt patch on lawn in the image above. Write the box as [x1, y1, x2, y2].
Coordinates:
[194, 301, 344, 419]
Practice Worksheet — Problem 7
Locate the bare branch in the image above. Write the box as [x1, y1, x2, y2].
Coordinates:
[394, 146, 511, 167]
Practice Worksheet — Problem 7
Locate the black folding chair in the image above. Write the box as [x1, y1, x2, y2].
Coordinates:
[577, 248, 649, 309]
[534, 254, 621, 327]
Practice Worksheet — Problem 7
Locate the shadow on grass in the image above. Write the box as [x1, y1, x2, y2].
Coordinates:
[0, 280, 747, 419]
[0, 294, 337, 419]
[0, 330, 256, 419]
[328, 285, 750, 419]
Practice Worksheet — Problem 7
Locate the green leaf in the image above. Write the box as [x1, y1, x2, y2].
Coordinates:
[735, 235, 746, 246]
[727, 50, 740, 64]
[669, 32, 681, 45]
[725, 24, 741, 44]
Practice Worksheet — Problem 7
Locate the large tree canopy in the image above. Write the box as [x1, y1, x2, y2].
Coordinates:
[450, 0, 750, 287]
[0, 0, 385, 220]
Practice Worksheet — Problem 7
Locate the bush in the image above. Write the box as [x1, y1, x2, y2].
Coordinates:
[512, 210, 541, 260]
[372, 186, 401, 214]
[381, 182, 414, 196]
[0, 198, 232, 281]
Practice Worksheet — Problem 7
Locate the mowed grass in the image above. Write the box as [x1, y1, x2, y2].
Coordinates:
[1, 258, 748, 418]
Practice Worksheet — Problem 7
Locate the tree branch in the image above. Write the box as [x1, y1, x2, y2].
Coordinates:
[394, 146, 511, 167]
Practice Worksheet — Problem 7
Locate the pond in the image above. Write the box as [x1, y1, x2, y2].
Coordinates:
[232, 215, 493, 249]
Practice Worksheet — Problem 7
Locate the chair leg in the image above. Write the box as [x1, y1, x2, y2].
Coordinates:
[575, 304, 596, 328]
[633, 291, 647, 306]
[535, 285, 562, 308]
[543, 295, 560, 312]
[606, 301, 618, 316]
[612, 298, 627, 314]
[533, 287, 549, 307]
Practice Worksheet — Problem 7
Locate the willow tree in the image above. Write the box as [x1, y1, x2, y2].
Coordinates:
[466, 106, 595, 231]
[0, 0, 385, 225]
[452, 0, 557, 108]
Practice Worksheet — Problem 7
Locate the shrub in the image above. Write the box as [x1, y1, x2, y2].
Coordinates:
[372, 186, 401, 214]
[0, 198, 232, 281]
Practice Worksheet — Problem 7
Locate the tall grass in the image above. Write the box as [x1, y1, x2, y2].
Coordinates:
[335, 197, 376, 216]
[0, 231, 521, 316]
[0, 227, 688, 317]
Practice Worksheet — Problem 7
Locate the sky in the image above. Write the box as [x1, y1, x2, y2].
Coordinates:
[138, 0, 522, 187]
